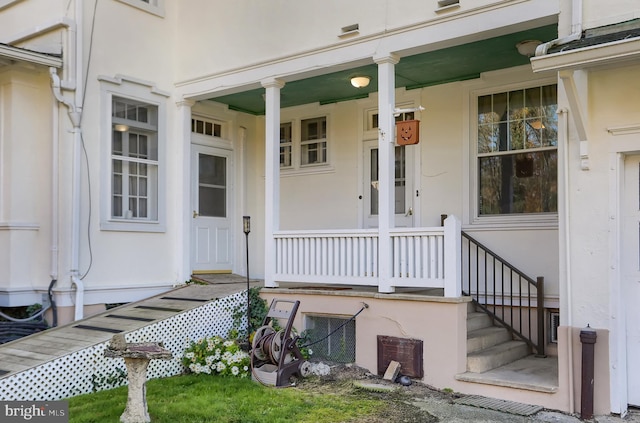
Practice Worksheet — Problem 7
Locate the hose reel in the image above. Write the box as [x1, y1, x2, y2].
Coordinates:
[251, 299, 311, 386]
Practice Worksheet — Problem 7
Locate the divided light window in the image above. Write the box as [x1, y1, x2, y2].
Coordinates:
[192, 117, 222, 137]
[301, 117, 327, 166]
[111, 97, 158, 221]
[280, 122, 292, 168]
[279, 116, 328, 169]
[477, 84, 558, 216]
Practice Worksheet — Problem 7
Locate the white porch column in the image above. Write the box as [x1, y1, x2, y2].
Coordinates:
[177, 99, 195, 283]
[262, 78, 285, 288]
[443, 215, 462, 297]
[375, 54, 399, 293]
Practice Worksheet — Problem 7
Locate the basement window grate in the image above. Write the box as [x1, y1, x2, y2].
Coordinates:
[549, 310, 560, 343]
[305, 315, 356, 363]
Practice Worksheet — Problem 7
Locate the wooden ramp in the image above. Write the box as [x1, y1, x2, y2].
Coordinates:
[0, 282, 255, 377]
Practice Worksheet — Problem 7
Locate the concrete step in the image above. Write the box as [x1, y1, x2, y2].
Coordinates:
[456, 355, 559, 393]
[467, 340, 529, 373]
[466, 301, 476, 314]
[467, 326, 512, 354]
[466, 312, 493, 332]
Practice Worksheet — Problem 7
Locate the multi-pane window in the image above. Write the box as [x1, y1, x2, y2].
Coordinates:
[369, 111, 414, 130]
[192, 117, 222, 137]
[111, 97, 158, 221]
[301, 117, 327, 166]
[477, 84, 558, 215]
[279, 117, 328, 169]
[280, 122, 292, 167]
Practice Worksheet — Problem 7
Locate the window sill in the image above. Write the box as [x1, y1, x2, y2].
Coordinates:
[280, 164, 335, 177]
[101, 219, 166, 233]
[467, 214, 558, 231]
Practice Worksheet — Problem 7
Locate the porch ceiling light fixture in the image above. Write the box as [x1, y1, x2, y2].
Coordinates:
[350, 76, 370, 88]
[516, 40, 542, 57]
[114, 124, 129, 132]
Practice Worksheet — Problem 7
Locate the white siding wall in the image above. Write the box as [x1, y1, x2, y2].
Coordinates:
[568, 63, 640, 329]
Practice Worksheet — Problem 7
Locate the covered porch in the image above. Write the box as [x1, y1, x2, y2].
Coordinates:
[177, 2, 564, 411]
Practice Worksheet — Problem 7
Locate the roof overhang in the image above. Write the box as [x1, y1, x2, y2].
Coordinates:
[0, 43, 62, 68]
[530, 36, 640, 73]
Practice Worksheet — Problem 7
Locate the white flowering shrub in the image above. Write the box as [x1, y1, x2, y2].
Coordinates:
[182, 336, 250, 377]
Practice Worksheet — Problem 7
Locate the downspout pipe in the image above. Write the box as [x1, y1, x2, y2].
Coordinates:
[50, 67, 84, 322]
[535, 0, 583, 56]
[559, 108, 575, 414]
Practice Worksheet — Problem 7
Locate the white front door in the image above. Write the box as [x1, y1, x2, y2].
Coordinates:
[363, 140, 415, 228]
[191, 144, 234, 273]
[623, 154, 640, 407]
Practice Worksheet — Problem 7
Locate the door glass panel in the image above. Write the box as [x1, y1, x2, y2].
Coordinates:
[395, 147, 406, 214]
[370, 149, 379, 215]
[370, 146, 406, 215]
[199, 154, 226, 217]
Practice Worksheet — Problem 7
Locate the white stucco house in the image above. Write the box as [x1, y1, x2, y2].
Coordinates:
[1, 0, 639, 417]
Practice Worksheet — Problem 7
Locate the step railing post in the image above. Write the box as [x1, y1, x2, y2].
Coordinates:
[444, 215, 461, 297]
[536, 276, 546, 357]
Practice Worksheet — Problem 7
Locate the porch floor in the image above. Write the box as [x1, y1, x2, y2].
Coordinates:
[455, 355, 559, 393]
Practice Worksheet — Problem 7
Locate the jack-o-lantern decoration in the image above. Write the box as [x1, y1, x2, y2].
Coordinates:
[396, 120, 420, 145]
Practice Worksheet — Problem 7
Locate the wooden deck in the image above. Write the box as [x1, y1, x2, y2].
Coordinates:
[0, 279, 259, 379]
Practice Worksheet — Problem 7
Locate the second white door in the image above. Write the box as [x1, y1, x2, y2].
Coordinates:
[191, 144, 234, 273]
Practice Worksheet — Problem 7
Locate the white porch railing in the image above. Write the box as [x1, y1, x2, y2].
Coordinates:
[271, 215, 461, 296]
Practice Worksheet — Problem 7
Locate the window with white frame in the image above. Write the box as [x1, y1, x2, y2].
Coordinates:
[301, 116, 327, 166]
[117, 0, 165, 17]
[111, 97, 159, 222]
[192, 116, 222, 138]
[279, 116, 328, 169]
[476, 84, 558, 216]
[280, 122, 292, 168]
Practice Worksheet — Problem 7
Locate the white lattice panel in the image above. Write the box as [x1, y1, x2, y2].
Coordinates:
[0, 291, 244, 401]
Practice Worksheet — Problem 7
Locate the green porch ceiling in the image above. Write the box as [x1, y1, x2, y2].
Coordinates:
[210, 25, 557, 115]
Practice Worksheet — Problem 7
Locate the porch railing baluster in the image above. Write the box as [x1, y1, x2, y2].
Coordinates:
[461, 231, 545, 356]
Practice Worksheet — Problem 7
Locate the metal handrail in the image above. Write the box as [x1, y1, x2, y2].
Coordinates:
[461, 231, 545, 357]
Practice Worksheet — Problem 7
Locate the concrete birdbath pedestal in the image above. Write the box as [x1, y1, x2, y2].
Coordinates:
[104, 334, 173, 423]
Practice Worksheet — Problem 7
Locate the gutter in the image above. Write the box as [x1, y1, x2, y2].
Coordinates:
[535, 0, 583, 56]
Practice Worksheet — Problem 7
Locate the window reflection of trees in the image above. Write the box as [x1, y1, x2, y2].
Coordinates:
[477, 85, 558, 215]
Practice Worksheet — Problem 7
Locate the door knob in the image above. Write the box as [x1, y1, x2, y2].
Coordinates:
[193, 210, 199, 218]
[405, 207, 413, 216]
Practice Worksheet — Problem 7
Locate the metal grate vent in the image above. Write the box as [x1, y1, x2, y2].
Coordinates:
[377, 335, 423, 378]
[305, 316, 355, 363]
[549, 310, 560, 343]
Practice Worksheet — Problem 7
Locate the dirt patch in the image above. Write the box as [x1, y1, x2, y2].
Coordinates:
[294, 362, 453, 422]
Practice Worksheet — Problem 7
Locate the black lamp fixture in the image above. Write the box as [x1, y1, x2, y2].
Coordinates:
[243, 216, 251, 340]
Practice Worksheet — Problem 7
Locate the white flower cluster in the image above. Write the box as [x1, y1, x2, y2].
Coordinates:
[182, 335, 251, 378]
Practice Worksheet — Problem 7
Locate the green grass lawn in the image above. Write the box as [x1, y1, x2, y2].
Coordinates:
[68, 374, 384, 423]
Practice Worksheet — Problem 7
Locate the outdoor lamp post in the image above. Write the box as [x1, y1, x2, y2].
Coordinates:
[243, 216, 251, 341]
